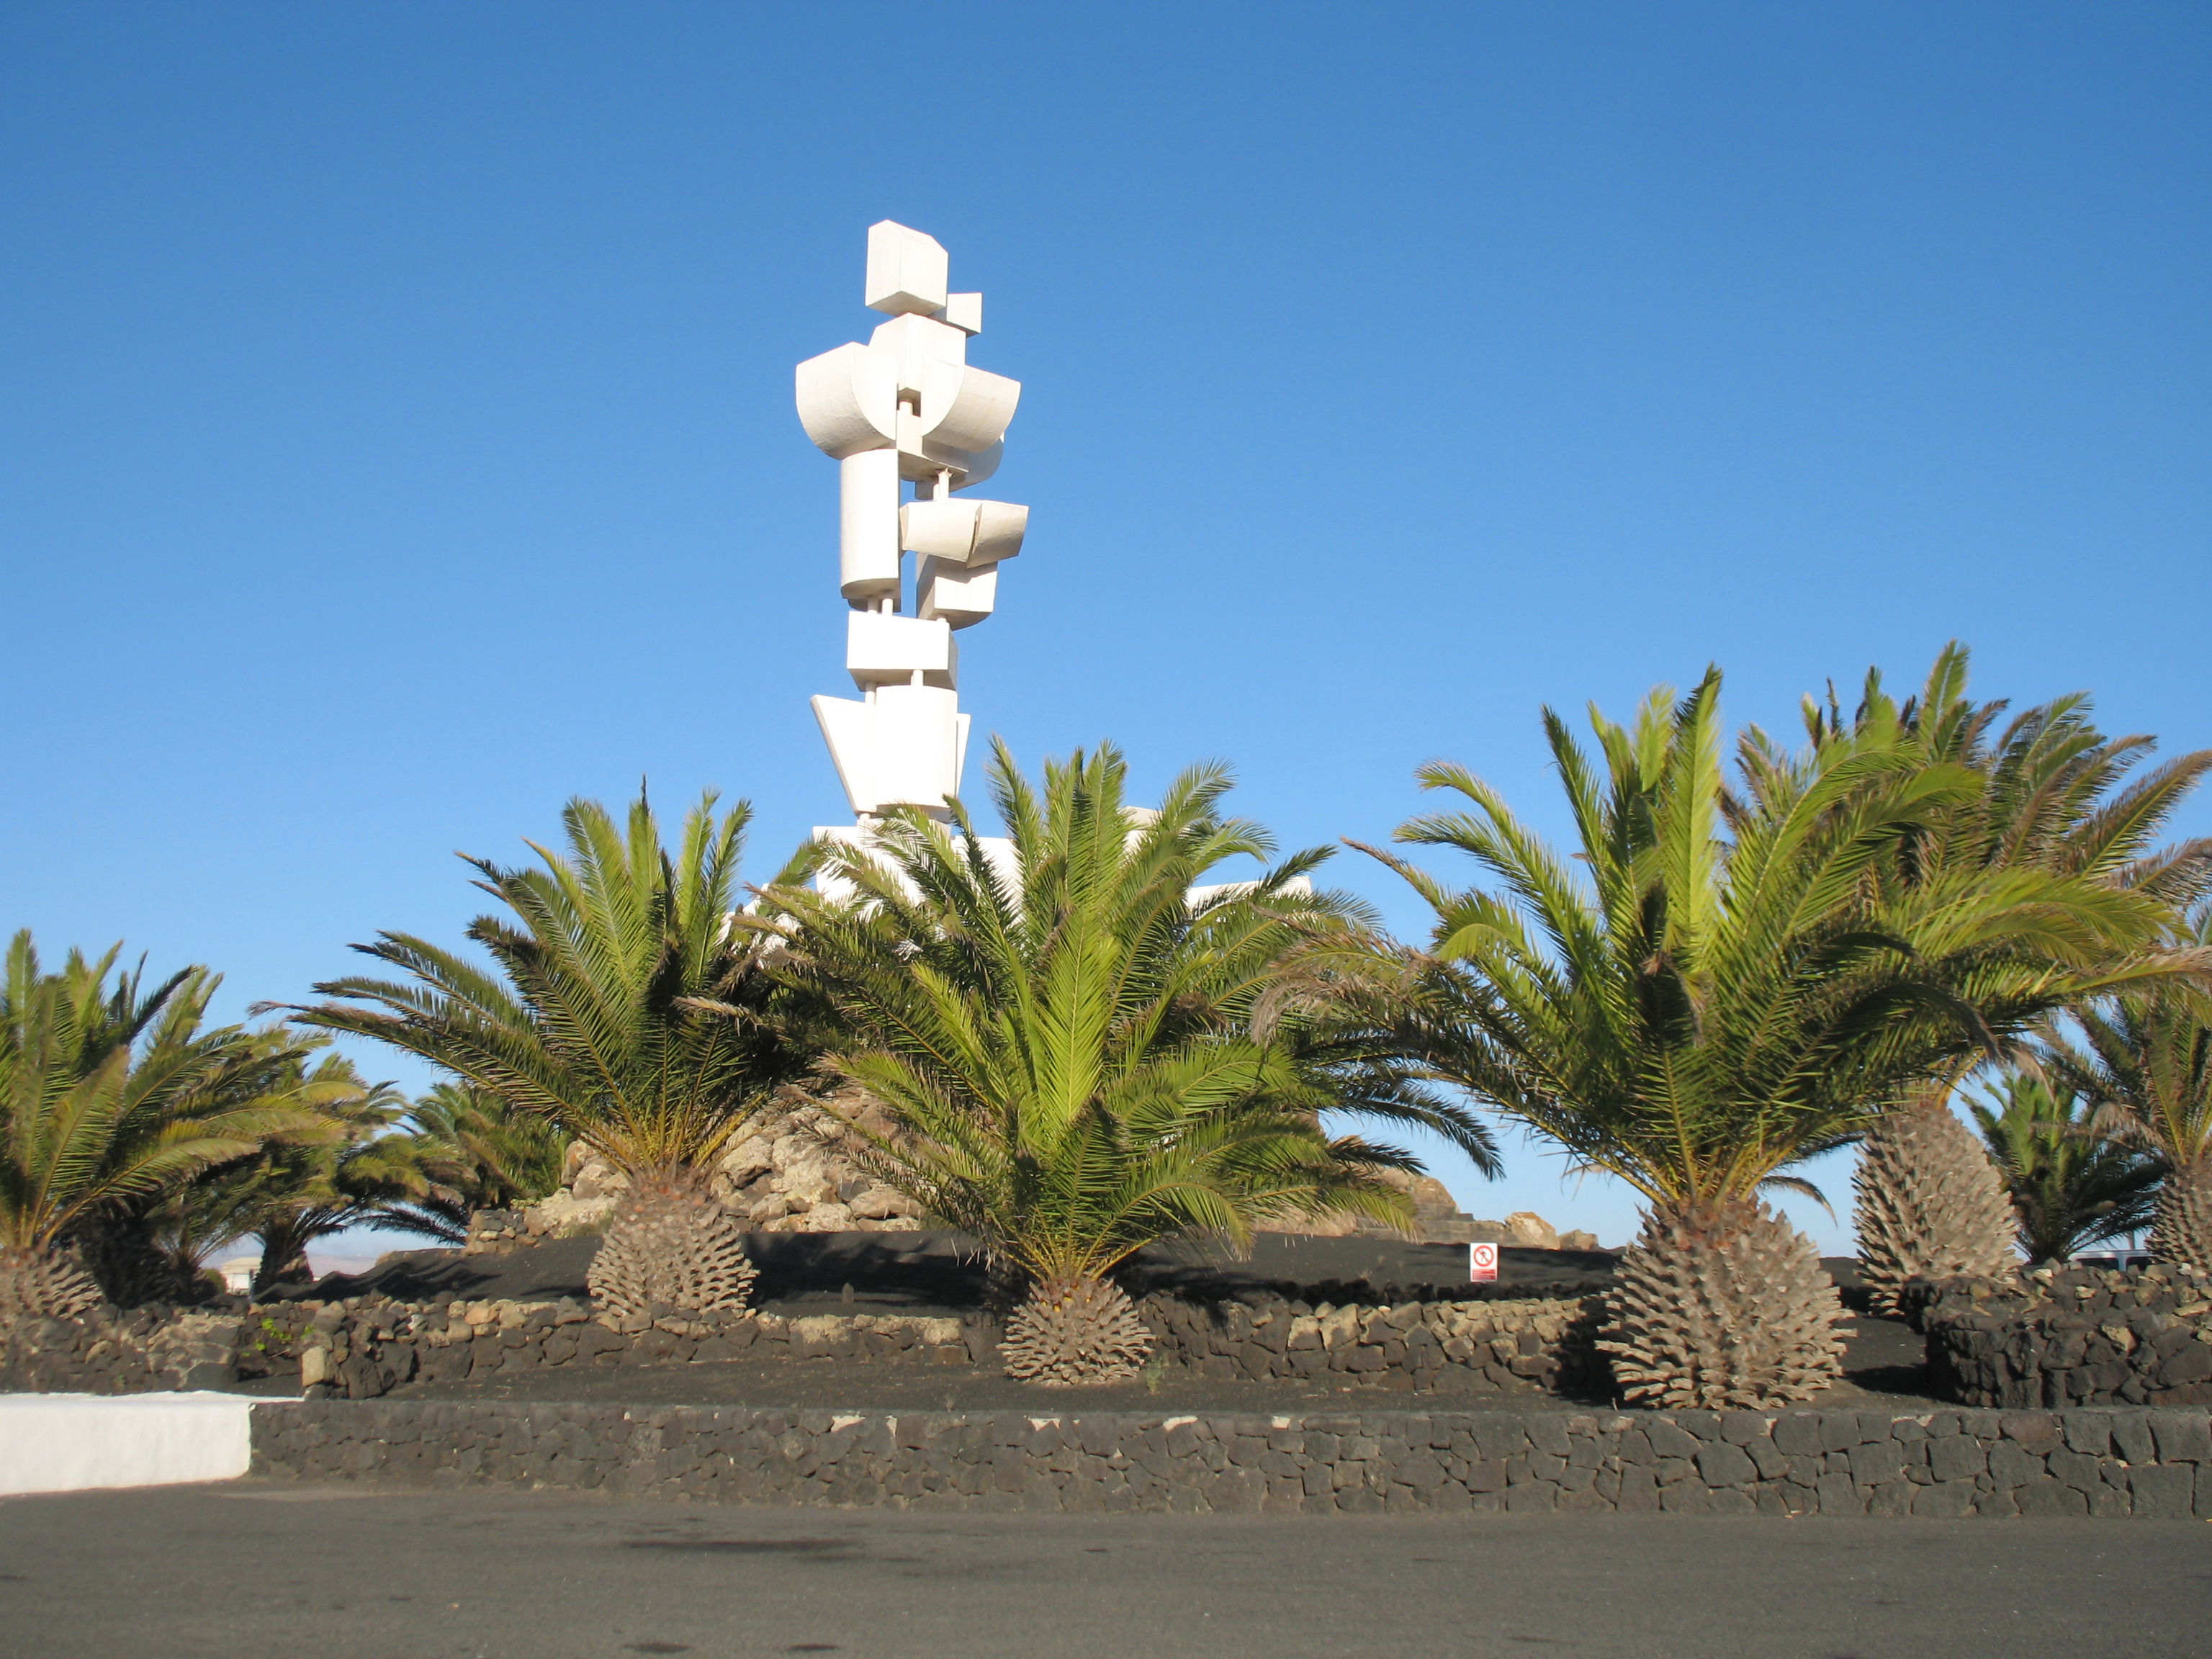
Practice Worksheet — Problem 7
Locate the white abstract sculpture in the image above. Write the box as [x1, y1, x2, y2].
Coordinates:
[797, 222, 1029, 824]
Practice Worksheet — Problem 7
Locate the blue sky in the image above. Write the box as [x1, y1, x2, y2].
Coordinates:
[4, 3, 2206, 1256]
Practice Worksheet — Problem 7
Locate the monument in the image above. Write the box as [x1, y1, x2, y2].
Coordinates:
[794, 222, 1027, 853]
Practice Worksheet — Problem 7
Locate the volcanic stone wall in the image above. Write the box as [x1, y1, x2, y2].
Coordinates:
[294, 1298, 986, 1400]
[1136, 1292, 1604, 1395]
[0, 1308, 244, 1394]
[1922, 1264, 2212, 1408]
[251, 1400, 2212, 1519]
[282, 1289, 1604, 1401]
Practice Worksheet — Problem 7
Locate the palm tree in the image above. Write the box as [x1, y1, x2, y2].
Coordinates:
[395, 1079, 567, 1229]
[1781, 645, 2211, 1313]
[284, 789, 814, 1319]
[1293, 671, 2193, 1407]
[0, 932, 324, 1317]
[179, 1056, 422, 1293]
[2038, 909, 2212, 1268]
[128, 1037, 401, 1297]
[772, 742, 1495, 1385]
[1966, 1070, 2160, 1264]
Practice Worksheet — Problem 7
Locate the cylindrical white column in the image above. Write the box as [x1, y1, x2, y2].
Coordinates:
[838, 448, 902, 604]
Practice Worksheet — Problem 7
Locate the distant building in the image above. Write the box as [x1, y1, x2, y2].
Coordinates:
[215, 1256, 260, 1294]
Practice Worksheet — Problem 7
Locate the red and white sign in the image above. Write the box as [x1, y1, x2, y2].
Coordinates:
[1467, 1241, 1498, 1282]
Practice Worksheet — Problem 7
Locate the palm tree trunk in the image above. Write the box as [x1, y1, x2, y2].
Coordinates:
[0, 1245, 104, 1323]
[253, 1220, 317, 1298]
[2150, 1161, 2212, 1272]
[1001, 1272, 1154, 1385]
[1601, 1200, 1848, 1408]
[586, 1166, 757, 1322]
[1853, 1092, 2018, 1318]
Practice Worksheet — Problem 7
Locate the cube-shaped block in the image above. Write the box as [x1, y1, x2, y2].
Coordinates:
[917, 557, 998, 630]
[866, 221, 949, 317]
[941, 292, 983, 335]
[846, 611, 956, 690]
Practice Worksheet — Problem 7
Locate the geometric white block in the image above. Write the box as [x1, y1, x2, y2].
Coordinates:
[865, 221, 949, 318]
[941, 292, 983, 336]
[916, 361, 1021, 458]
[943, 439, 1002, 490]
[970, 500, 1028, 564]
[838, 449, 902, 602]
[846, 611, 956, 689]
[896, 422, 1003, 490]
[796, 342, 898, 459]
[876, 682, 968, 811]
[917, 557, 998, 629]
[899, 498, 981, 561]
[811, 685, 968, 816]
[899, 498, 1028, 567]
[868, 313, 966, 397]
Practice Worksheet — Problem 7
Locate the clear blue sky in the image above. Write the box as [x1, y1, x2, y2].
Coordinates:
[4, 3, 2206, 1256]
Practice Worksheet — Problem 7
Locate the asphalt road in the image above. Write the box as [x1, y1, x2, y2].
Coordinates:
[1, 1482, 2206, 1658]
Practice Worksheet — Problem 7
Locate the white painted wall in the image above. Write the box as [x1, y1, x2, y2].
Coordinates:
[0, 1393, 261, 1496]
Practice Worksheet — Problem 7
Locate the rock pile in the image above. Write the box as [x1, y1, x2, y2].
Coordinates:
[1260, 1184, 1606, 1251]
[516, 1100, 926, 1243]
[1920, 1262, 2212, 1408]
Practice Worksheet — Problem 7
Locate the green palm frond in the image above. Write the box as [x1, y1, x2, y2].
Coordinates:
[281, 788, 815, 1176]
[1968, 1070, 2161, 1262]
[1291, 660, 2202, 1210]
[2038, 905, 2212, 1175]
[0, 934, 332, 1262]
[769, 740, 1493, 1288]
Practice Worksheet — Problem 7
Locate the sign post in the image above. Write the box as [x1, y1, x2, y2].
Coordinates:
[1468, 1241, 1498, 1283]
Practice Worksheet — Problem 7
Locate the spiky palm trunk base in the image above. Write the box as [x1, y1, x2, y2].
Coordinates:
[1601, 1202, 1849, 1409]
[586, 1169, 757, 1320]
[1853, 1105, 2018, 1318]
[1001, 1274, 1153, 1385]
[2151, 1165, 2212, 1273]
[0, 1246, 104, 1323]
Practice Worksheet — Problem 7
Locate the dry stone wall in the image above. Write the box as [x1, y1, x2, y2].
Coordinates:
[250, 1399, 2212, 1519]
[1138, 1292, 1604, 1396]
[292, 1297, 984, 1399]
[0, 1307, 245, 1394]
[279, 1288, 1602, 1401]
[1921, 1263, 2212, 1408]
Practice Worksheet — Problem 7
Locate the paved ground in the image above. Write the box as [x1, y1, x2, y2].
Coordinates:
[1, 1481, 2204, 1658]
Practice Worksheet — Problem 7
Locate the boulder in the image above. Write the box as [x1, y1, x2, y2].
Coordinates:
[1506, 1213, 1560, 1251]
